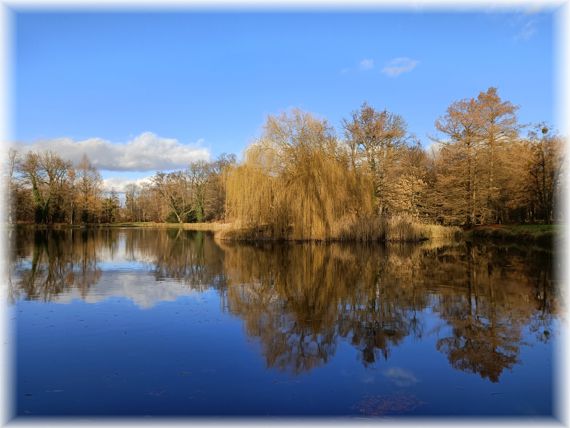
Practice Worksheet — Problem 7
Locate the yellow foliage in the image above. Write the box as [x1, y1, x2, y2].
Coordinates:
[224, 110, 381, 241]
[223, 110, 460, 242]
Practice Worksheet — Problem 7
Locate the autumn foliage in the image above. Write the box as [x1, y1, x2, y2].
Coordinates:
[224, 109, 380, 240]
[7, 87, 564, 241]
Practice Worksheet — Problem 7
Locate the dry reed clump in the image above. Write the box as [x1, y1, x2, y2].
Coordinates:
[383, 215, 427, 242]
[331, 213, 383, 241]
[383, 215, 462, 242]
[422, 224, 463, 240]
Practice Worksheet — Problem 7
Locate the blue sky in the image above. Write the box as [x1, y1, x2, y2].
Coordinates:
[12, 9, 558, 189]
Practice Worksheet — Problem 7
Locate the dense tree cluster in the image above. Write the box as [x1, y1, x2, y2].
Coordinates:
[7, 151, 119, 225]
[6, 87, 563, 231]
[225, 87, 563, 239]
[431, 88, 563, 226]
[8, 150, 235, 225]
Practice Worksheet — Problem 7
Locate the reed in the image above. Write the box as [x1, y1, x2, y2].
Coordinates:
[383, 215, 462, 242]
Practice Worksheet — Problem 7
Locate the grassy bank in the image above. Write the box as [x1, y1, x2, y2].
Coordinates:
[107, 222, 230, 232]
[465, 224, 560, 247]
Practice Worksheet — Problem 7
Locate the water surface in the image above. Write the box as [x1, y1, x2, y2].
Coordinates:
[9, 228, 559, 418]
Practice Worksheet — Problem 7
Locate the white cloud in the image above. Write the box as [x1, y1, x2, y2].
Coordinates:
[425, 141, 443, 158]
[102, 175, 154, 193]
[381, 57, 419, 77]
[14, 132, 210, 172]
[509, 11, 540, 42]
[359, 58, 375, 71]
[383, 367, 419, 387]
[340, 58, 375, 74]
[515, 19, 537, 41]
[51, 272, 202, 309]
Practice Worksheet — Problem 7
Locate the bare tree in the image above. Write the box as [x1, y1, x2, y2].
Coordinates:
[187, 161, 211, 222]
[6, 148, 19, 224]
[18, 151, 73, 224]
[343, 103, 409, 216]
[204, 153, 236, 221]
[76, 154, 103, 224]
[152, 171, 193, 223]
[525, 125, 563, 224]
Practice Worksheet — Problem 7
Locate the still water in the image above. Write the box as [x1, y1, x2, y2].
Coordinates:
[8, 228, 559, 418]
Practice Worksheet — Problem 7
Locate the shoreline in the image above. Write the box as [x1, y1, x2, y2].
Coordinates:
[9, 221, 230, 232]
[8, 222, 560, 248]
[465, 224, 560, 247]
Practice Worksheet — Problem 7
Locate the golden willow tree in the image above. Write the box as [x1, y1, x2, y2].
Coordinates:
[225, 109, 378, 240]
[224, 108, 457, 241]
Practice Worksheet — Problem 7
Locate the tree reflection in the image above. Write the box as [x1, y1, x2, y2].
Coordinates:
[429, 243, 555, 382]
[11, 229, 103, 302]
[221, 242, 427, 370]
[221, 243, 343, 373]
[124, 229, 226, 289]
[10, 229, 557, 381]
[220, 240, 557, 379]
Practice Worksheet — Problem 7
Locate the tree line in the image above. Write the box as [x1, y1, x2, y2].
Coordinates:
[225, 87, 563, 240]
[6, 87, 563, 234]
[7, 150, 236, 225]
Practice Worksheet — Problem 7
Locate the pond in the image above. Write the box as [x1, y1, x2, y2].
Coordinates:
[8, 228, 560, 418]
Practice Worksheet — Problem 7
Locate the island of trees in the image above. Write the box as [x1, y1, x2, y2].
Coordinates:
[6, 87, 563, 241]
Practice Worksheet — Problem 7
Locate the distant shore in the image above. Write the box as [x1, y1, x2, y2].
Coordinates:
[10, 221, 229, 232]
[9, 222, 560, 248]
